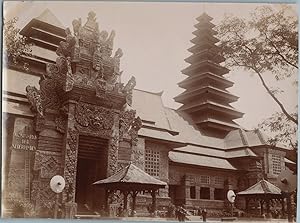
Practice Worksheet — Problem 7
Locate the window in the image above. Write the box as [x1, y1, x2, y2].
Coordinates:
[190, 186, 196, 199]
[145, 149, 160, 177]
[200, 187, 210, 200]
[214, 176, 224, 186]
[200, 175, 210, 184]
[214, 188, 224, 200]
[272, 154, 282, 175]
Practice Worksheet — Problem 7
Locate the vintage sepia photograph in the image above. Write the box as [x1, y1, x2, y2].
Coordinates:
[2, 1, 298, 222]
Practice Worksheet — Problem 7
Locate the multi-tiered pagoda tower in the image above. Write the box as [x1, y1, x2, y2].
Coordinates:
[174, 13, 243, 138]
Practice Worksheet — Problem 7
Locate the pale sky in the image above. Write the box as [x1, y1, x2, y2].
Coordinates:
[3, 1, 298, 130]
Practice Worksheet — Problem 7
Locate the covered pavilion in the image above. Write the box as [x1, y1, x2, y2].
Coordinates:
[93, 163, 167, 216]
[237, 179, 283, 218]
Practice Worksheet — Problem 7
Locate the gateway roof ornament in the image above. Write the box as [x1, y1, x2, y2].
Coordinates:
[26, 11, 136, 115]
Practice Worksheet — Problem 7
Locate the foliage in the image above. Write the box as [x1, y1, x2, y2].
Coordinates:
[258, 111, 297, 149]
[217, 5, 298, 149]
[3, 17, 32, 70]
[217, 5, 298, 125]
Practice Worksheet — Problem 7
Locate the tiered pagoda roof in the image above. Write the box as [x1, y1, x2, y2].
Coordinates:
[174, 13, 243, 137]
[20, 9, 66, 51]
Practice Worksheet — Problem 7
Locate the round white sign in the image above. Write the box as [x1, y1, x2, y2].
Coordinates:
[227, 190, 236, 203]
[50, 175, 65, 193]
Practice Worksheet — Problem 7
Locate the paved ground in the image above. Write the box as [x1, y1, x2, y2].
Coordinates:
[0, 216, 293, 223]
[118, 216, 291, 222]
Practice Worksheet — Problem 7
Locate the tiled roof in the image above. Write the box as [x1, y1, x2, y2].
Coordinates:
[132, 89, 289, 153]
[132, 89, 225, 149]
[132, 89, 172, 131]
[36, 9, 65, 29]
[224, 129, 289, 150]
[173, 145, 226, 158]
[138, 128, 185, 145]
[163, 108, 225, 149]
[238, 179, 281, 195]
[169, 151, 237, 170]
[225, 148, 257, 159]
[93, 163, 167, 186]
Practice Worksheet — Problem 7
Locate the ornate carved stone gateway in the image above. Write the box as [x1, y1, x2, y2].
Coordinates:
[26, 11, 142, 218]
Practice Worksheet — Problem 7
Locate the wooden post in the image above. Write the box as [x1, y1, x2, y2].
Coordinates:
[266, 198, 270, 218]
[105, 189, 110, 216]
[286, 193, 293, 222]
[245, 198, 249, 214]
[281, 197, 285, 218]
[131, 191, 137, 217]
[123, 191, 128, 216]
[260, 199, 264, 216]
[151, 189, 157, 217]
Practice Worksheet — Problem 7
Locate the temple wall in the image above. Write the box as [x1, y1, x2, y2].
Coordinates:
[251, 147, 286, 181]
[144, 140, 170, 197]
[132, 139, 171, 215]
[169, 164, 239, 212]
[4, 68, 40, 95]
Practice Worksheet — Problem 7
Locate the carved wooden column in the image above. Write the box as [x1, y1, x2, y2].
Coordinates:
[107, 111, 120, 177]
[62, 102, 79, 218]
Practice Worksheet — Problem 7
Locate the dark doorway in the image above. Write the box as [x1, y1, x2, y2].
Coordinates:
[75, 135, 108, 214]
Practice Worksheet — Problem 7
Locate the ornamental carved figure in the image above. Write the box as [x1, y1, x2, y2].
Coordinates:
[93, 42, 104, 75]
[74, 102, 114, 136]
[119, 110, 142, 145]
[122, 76, 136, 106]
[26, 86, 43, 116]
[119, 110, 136, 139]
[113, 48, 123, 74]
[129, 116, 142, 146]
[56, 28, 76, 58]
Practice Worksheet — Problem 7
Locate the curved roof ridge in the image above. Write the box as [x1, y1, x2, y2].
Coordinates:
[133, 88, 164, 96]
[238, 128, 249, 146]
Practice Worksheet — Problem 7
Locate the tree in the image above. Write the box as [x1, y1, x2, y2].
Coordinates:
[217, 5, 298, 149]
[3, 17, 32, 70]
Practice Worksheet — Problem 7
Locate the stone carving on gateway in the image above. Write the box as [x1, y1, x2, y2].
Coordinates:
[23, 11, 142, 218]
[26, 11, 136, 114]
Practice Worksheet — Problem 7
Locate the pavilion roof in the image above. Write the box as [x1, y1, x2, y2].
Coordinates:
[237, 179, 282, 196]
[93, 163, 167, 188]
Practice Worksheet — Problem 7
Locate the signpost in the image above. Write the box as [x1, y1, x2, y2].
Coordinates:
[50, 175, 66, 219]
[227, 190, 236, 217]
